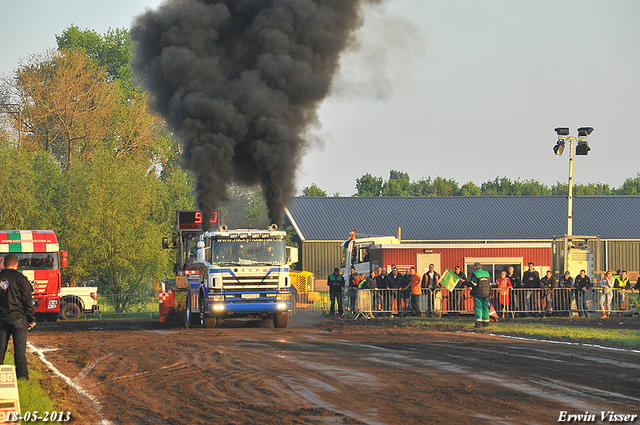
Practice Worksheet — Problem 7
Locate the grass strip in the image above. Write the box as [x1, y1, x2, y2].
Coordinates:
[4, 347, 58, 424]
[402, 317, 640, 349]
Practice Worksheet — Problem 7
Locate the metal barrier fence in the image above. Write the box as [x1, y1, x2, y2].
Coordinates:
[57, 288, 640, 320]
[291, 288, 640, 318]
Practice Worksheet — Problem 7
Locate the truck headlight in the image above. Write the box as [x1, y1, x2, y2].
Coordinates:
[213, 304, 225, 311]
[276, 293, 290, 301]
[276, 302, 288, 310]
[210, 295, 224, 302]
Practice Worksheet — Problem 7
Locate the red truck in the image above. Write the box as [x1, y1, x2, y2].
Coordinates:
[0, 230, 67, 322]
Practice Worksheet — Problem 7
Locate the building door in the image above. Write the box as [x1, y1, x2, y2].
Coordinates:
[416, 253, 442, 276]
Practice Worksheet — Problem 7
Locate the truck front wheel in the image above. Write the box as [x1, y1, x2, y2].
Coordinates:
[200, 294, 216, 328]
[185, 292, 201, 328]
[60, 302, 81, 320]
[273, 313, 289, 328]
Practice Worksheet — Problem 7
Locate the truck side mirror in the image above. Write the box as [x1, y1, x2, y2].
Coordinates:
[286, 247, 298, 265]
[196, 240, 206, 263]
[162, 237, 169, 249]
[60, 251, 68, 269]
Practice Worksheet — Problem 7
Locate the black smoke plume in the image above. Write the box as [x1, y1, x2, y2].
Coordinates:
[132, 0, 374, 227]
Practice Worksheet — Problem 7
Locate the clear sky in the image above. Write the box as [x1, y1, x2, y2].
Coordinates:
[2, 0, 639, 196]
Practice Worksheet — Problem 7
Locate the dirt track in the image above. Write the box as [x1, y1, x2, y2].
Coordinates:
[28, 316, 640, 425]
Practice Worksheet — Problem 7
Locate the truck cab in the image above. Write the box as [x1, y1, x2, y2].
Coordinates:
[340, 231, 400, 277]
[0, 230, 67, 322]
[186, 225, 295, 328]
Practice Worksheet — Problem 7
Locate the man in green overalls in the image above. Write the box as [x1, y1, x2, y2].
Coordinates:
[465, 262, 492, 328]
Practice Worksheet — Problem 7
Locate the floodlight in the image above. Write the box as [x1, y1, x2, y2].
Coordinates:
[553, 140, 565, 155]
[575, 141, 590, 155]
[577, 127, 594, 137]
[554, 127, 570, 136]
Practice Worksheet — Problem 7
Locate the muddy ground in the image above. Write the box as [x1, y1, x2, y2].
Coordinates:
[27, 315, 640, 425]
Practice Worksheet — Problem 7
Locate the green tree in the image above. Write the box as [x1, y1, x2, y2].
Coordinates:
[614, 174, 640, 195]
[573, 183, 611, 195]
[389, 170, 409, 181]
[27, 151, 64, 229]
[61, 146, 168, 295]
[517, 179, 551, 196]
[302, 183, 327, 197]
[56, 26, 134, 90]
[413, 177, 460, 196]
[551, 182, 568, 196]
[460, 181, 482, 196]
[481, 177, 550, 196]
[382, 170, 412, 196]
[14, 49, 119, 170]
[355, 173, 383, 196]
[1, 27, 192, 293]
[0, 142, 58, 229]
[383, 179, 412, 196]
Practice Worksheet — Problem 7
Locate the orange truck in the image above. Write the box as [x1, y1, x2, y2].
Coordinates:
[0, 230, 67, 322]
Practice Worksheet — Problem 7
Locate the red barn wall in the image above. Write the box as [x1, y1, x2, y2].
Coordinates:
[375, 245, 551, 274]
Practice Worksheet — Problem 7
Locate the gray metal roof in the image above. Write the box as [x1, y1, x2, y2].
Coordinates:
[284, 196, 640, 241]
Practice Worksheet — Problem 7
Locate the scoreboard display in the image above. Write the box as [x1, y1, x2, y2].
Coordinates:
[176, 210, 219, 231]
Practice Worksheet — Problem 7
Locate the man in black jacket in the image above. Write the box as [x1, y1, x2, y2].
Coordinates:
[574, 269, 592, 318]
[374, 267, 387, 315]
[540, 270, 556, 317]
[385, 266, 403, 316]
[421, 264, 440, 317]
[451, 266, 466, 314]
[507, 266, 523, 316]
[523, 262, 541, 317]
[327, 268, 345, 316]
[558, 271, 573, 316]
[0, 254, 36, 380]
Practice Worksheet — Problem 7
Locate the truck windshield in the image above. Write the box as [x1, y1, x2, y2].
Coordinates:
[211, 239, 286, 266]
[0, 253, 58, 270]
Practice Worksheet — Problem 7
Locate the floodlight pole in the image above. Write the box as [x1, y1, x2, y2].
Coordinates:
[567, 136, 574, 236]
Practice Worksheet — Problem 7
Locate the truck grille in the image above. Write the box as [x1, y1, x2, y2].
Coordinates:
[222, 274, 279, 290]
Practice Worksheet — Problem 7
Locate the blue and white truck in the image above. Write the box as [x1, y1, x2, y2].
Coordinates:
[161, 211, 297, 328]
[185, 224, 296, 328]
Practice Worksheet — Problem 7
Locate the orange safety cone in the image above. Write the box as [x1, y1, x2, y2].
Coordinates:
[489, 304, 500, 322]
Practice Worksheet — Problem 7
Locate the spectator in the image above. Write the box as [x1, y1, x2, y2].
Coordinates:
[495, 270, 513, 318]
[385, 265, 403, 316]
[421, 264, 440, 317]
[375, 266, 387, 315]
[399, 268, 412, 316]
[464, 262, 492, 328]
[600, 270, 615, 318]
[364, 270, 377, 318]
[408, 267, 422, 317]
[327, 268, 345, 316]
[574, 269, 591, 318]
[540, 271, 556, 317]
[507, 266, 523, 317]
[614, 271, 629, 314]
[0, 254, 36, 380]
[558, 271, 573, 317]
[523, 262, 541, 317]
[452, 266, 466, 313]
[348, 268, 359, 312]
